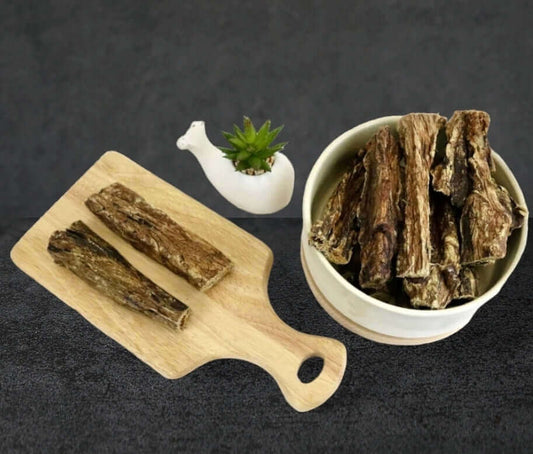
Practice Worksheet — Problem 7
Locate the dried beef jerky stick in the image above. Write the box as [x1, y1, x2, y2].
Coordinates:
[309, 149, 366, 264]
[405, 257, 477, 308]
[85, 183, 233, 291]
[431, 110, 472, 208]
[357, 126, 401, 289]
[403, 194, 461, 309]
[497, 184, 527, 231]
[460, 111, 527, 264]
[48, 221, 190, 330]
[453, 267, 478, 300]
[403, 268, 456, 309]
[430, 193, 461, 271]
[396, 113, 446, 278]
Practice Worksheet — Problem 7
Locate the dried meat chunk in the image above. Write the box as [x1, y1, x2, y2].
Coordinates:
[396, 113, 447, 278]
[403, 193, 461, 309]
[431, 111, 472, 208]
[85, 183, 233, 291]
[430, 193, 461, 269]
[48, 221, 190, 330]
[309, 150, 366, 264]
[335, 245, 361, 286]
[459, 111, 527, 264]
[403, 267, 457, 309]
[357, 126, 402, 289]
[497, 184, 527, 231]
[454, 267, 478, 300]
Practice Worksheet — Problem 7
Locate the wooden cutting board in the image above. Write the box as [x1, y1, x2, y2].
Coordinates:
[10, 151, 347, 412]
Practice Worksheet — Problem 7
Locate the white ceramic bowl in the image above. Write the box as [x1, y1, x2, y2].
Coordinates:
[301, 116, 528, 345]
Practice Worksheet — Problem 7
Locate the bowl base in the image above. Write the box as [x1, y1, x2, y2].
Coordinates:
[300, 248, 461, 346]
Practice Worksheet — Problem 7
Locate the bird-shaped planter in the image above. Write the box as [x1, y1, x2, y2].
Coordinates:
[177, 120, 294, 215]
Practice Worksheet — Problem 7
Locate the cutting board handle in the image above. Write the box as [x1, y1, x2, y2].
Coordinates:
[245, 325, 347, 412]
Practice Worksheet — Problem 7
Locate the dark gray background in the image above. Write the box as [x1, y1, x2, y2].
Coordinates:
[1, 0, 532, 219]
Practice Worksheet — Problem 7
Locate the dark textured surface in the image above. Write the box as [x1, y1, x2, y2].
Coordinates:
[1, 0, 532, 219]
[2, 218, 532, 453]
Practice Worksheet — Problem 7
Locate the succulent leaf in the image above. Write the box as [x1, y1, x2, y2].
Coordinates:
[260, 161, 272, 172]
[235, 161, 249, 171]
[249, 156, 261, 170]
[267, 142, 288, 153]
[266, 125, 283, 142]
[232, 124, 247, 143]
[236, 151, 251, 161]
[227, 136, 247, 149]
[243, 116, 256, 142]
[255, 120, 271, 143]
[255, 149, 276, 159]
[222, 131, 233, 141]
[218, 116, 287, 173]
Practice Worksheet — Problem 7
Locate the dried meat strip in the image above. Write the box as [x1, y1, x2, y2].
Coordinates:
[497, 184, 527, 231]
[459, 111, 526, 264]
[431, 111, 471, 208]
[48, 221, 190, 330]
[86, 183, 233, 291]
[403, 267, 456, 309]
[430, 193, 461, 270]
[403, 194, 461, 309]
[357, 126, 402, 289]
[453, 267, 478, 300]
[309, 150, 366, 264]
[396, 113, 446, 278]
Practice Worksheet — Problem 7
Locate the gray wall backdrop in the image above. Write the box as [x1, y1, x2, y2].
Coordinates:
[1, 0, 531, 219]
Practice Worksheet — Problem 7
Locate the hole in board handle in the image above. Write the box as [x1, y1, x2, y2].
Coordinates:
[297, 356, 324, 383]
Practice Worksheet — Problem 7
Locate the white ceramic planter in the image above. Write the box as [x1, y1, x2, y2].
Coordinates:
[301, 116, 528, 344]
[177, 121, 294, 215]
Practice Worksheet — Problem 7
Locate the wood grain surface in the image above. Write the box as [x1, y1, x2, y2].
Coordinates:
[10, 151, 347, 412]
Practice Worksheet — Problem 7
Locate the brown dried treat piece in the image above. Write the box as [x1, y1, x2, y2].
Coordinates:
[403, 267, 457, 309]
[357, 126, 402, 289]
[454, 267, 478, 300]
[459, 112, 527, 264]
[431, 110, 472, 208]
[335, 245, 362, 285]
[48, 221, 190, 330]
[86, 183, 233, 291]
[403, 194, 461, 309]
[396, 113, 447, 278]
[309, 150, 366, 264]
[497, 184, 527, 231]
[430, 193, 461, 269]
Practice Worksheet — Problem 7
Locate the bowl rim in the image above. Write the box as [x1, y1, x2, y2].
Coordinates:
[302, 115, 529, 318]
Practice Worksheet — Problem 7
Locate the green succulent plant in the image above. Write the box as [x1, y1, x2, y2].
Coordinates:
[219, 116, 287, 173]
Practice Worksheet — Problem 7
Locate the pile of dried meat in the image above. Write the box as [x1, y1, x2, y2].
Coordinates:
[310, 111, 527, 309]
[49, 183, 235, 330]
